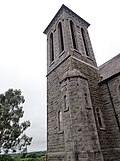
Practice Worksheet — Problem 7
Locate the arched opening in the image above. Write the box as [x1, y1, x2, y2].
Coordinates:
[58, 111, 63, 131]
[50, 32, 54, 62]
[118, 85, 120, 95]
[58, 22, 64, 53]
[70, 20, 77, 50]
[64, 95, 67, 110]
[81, 28, 89, 56]
[117, 85, 120, 100]
[64, 95, 67, 109]
[96, 107, 103, 128]
[84, 93, 88, 106]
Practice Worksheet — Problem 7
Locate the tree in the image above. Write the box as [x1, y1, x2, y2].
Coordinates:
[0, 89, 32, 153]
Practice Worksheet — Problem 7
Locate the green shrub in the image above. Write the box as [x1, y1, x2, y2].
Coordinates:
[25, 153, 37, 158]
[20, 157, 45, 161]
[20, 153, 27, 158]
[0, 154, 14, 161]
[20, 158, 36, 161]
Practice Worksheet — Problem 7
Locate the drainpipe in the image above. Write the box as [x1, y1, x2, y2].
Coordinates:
[106, 81, 120, 131]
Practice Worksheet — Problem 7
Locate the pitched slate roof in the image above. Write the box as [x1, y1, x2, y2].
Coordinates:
[99, 53, 120, 82]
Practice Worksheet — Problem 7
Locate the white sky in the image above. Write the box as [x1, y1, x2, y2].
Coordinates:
[0, 0, 120, 152]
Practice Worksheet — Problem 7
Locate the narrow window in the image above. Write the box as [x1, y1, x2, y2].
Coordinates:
[64, 95, 67, 110]
[118, 85, 120, 93]
[58, 111, 63, 131]
[81, 28, 89, 56]
[117, 84, 120, 102]
[96, 107, 102, 128]
[84, 93, 88, 106]
[58, 22, 64, 53]
[64, 95, 69, 111]
[75, 153, 79, 161]
[70, 20, 77, 50]
[50, 33, 54, 62]
[117, 85, 120, 101]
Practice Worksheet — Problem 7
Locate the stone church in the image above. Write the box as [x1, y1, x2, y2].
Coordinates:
[44, 4, 120, 161]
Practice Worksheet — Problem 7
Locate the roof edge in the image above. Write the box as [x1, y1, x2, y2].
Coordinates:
[99, 72, 120, 84]
[99, 53, 120, 69]
[60, 69, 87, 83]
[43, 4, 90, 34]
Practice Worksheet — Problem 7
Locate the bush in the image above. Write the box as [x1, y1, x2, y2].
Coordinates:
[0, 154, 14, 161]
[20, 158, 36, 161]
[20, 157, 45, 161]
[25, 153, 37, 158]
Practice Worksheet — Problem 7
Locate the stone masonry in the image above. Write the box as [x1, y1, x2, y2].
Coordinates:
[44, 4, 120, 161]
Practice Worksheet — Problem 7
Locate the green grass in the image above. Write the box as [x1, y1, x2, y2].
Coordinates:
[0, 151, 46, 161]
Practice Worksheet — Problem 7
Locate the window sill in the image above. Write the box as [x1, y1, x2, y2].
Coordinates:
[58, 130, 64, 134]
[100, 128, 106, 131]
[59, 51, 65, 58]
[64, 108, 69, 112]
[86, 55, 93, 61]
[72, 49, 93, 62]
[86, 106, 91, 110]
[73, 49, 81, 55]
[49, 60, 54, 67]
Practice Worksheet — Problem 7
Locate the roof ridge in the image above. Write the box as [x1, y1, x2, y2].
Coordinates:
[99, 53, 120, 68]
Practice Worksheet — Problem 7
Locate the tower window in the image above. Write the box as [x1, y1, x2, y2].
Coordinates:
[81, 28, 89, 56]
[70, 20, 77, 50]
[58, 111, 63, 131]
[50, 33, 54, 62]
[117, 84, 120, 101]
[96, 107, 104, 129]
[64, 95, 69, 111]
[64, 95, 67, 110]
[84, 93, 88, 106]
[58, 22, 64, 53]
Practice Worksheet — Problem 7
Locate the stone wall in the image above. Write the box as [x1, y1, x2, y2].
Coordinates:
[99, 75, 120, 161]
[47, 53, 104, 160]
[46, 11, 104, 161]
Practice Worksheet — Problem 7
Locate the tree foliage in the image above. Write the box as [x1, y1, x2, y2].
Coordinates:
[0, 154, 14, 161]
[0, 89, 32, 153]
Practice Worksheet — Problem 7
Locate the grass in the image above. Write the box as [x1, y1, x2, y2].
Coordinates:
[0, 151, 46, 161]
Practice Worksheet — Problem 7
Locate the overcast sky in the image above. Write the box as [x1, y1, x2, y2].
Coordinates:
[0, 0, 120, 152]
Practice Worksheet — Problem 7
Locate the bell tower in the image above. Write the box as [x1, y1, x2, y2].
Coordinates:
[44, 5, 104, 161]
